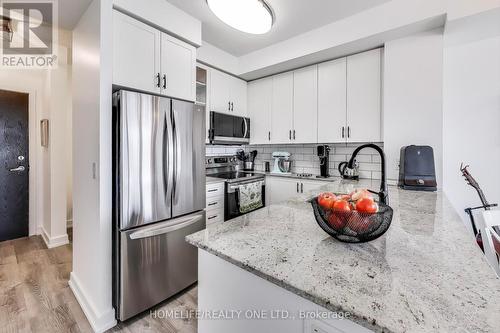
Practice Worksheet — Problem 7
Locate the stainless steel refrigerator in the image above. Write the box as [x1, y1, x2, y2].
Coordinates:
[112, 90, 205, 321]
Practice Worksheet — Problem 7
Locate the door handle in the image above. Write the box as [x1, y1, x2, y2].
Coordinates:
[228, 101, 231, 111]
[342, 126, 345, 138]
[268, 131, 271, 141]
[301, 183, 303, 193]
[129, 213, 204, 240]
[293, 130, 296, 140]
[296, 182, 299, 193]
[289, 130, 292, 140]
[347, 126, 351, 138]
[10, 166, 25, 172]
[162, 74, 167, 89]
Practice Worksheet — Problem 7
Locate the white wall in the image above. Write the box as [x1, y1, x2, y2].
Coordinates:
[70, 0, 116, 331]
[443, 10, 500, 227]
[383, 29, 444, 186]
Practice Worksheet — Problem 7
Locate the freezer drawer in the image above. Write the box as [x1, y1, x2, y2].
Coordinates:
[117, 211, 205, 321]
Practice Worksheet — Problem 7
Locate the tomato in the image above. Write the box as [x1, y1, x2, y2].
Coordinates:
[317, 192, 337, 210]
[338, 194, 352, 202]
[332, 200, 351, 212]
[355, 198, 378, 214]
[351, 189, 372, 202]
[348, 216, 371, 233]
[328, 213, 346, 230]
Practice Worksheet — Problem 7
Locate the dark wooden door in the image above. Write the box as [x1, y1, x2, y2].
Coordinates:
[0, 89, 29, 241]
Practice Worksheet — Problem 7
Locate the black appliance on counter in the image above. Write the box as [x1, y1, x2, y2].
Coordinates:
[399, 145, 437, 191]
[209, 111, 250, 145]
[316, 145, 331, 178]
[206, 156, 265, 220]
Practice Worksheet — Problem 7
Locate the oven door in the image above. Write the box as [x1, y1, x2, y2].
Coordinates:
[224, 180, 265, 221]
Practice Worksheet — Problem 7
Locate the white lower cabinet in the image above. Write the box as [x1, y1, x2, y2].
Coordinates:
[266, 177, 324, 205]
[206, 182, 224, 225]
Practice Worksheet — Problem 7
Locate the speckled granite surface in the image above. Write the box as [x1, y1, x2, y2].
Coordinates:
[186, 180, 500, 333]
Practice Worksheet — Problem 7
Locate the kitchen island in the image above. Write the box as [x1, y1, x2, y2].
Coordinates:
[186, 180, 500, 333]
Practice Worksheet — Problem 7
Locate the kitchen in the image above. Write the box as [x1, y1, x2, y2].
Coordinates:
[0, 0, 499, 332]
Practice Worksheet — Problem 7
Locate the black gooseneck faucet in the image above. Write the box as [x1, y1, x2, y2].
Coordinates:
[347, 143, 388, 205]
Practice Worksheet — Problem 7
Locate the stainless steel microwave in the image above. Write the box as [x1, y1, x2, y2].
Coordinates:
[209, 111, 250, 145]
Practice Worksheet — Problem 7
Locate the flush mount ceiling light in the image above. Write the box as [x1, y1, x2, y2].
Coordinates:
[206, 0, 274, 34]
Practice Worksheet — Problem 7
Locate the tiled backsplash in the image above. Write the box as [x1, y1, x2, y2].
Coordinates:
[206, 143, 384, 180]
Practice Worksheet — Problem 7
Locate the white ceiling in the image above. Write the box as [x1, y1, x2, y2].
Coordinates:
[58, 0, 93, 29]
[167, 0, 392, 56]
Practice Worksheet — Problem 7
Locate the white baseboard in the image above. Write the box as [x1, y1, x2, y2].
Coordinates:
[69, 272, 117, 333]
[40, 226, 69, 248]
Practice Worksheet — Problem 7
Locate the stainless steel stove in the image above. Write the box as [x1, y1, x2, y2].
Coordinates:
[206, 155, 265, 220]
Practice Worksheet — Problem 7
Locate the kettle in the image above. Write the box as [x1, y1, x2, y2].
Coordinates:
[338, 161, 359, 180]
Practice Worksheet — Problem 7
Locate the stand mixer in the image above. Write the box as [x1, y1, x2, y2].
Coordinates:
[271, 152, 292, 174]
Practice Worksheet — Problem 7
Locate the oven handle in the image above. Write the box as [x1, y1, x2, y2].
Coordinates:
[227, 180, 265, 193]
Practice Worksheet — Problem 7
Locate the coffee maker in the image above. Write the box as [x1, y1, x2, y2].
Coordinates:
[316, 145, 330, 178]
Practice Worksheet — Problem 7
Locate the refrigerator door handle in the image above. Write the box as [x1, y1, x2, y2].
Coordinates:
[172, 110, 179, 203]
[165, 100, 174, 202]
[129, 213, 204, 240]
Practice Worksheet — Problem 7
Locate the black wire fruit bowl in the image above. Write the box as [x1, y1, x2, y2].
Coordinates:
[310, 196, 393, 243]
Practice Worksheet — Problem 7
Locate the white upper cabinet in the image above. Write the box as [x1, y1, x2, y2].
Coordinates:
[230, 76, 248, 116]
[210, 69, 231, 113]
[248, 78, 273, 144]
[271, 72, 294, 144]
[113, 10, 160, 94]
[160, 34, 196, 101]
[293, 65, 318, 143]
[210, 68, 247, 115]
[112, 10, 196, 101]
[346, 48, 382, 142]
[318, 58, 347, 143]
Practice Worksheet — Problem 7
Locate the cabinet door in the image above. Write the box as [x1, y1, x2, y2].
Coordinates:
[346, 49, 382, 143]
[230, 76, 248, 116]
[160, 34, 196, 101]
[293, 65, 318, 144]
[271, 72, 294, 144]
[248, 78, 272, 144]
[318, 58, 347, 143]
[210, 69, 231, 113]
[113, 10, 160, 94]
[300, 180, 324, 195]
[266, 177, 299, 205]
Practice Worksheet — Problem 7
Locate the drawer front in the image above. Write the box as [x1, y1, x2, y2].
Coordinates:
[206, 196, 223, 211]
[206, 182, 224, 198]
[206, 208, 224, 225]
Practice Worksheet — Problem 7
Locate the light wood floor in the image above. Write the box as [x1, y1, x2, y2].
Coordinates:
[0, 235, 198, 333]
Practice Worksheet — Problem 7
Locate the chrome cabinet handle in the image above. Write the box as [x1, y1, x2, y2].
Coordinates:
[301, 183, 303, 193]
[156, 73, 161, 88]
[342, 126, 345, 138]
[289, 130, 292, 140]
[296, 182, 299, 193]
[10, 166, 25, 172]
[347, 126, 351, 138]
[230, 102, 234, 111]
[162, 74, 167, 89]
[268, 131, 271, 141]
[228, 101, 231, 111]
[207, 215, 218, 220]
[293, 130, 296, 140]
[208, 202, 218, 206]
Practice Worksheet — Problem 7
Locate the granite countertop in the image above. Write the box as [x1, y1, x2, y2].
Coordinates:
[187, 180, 500, 333]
